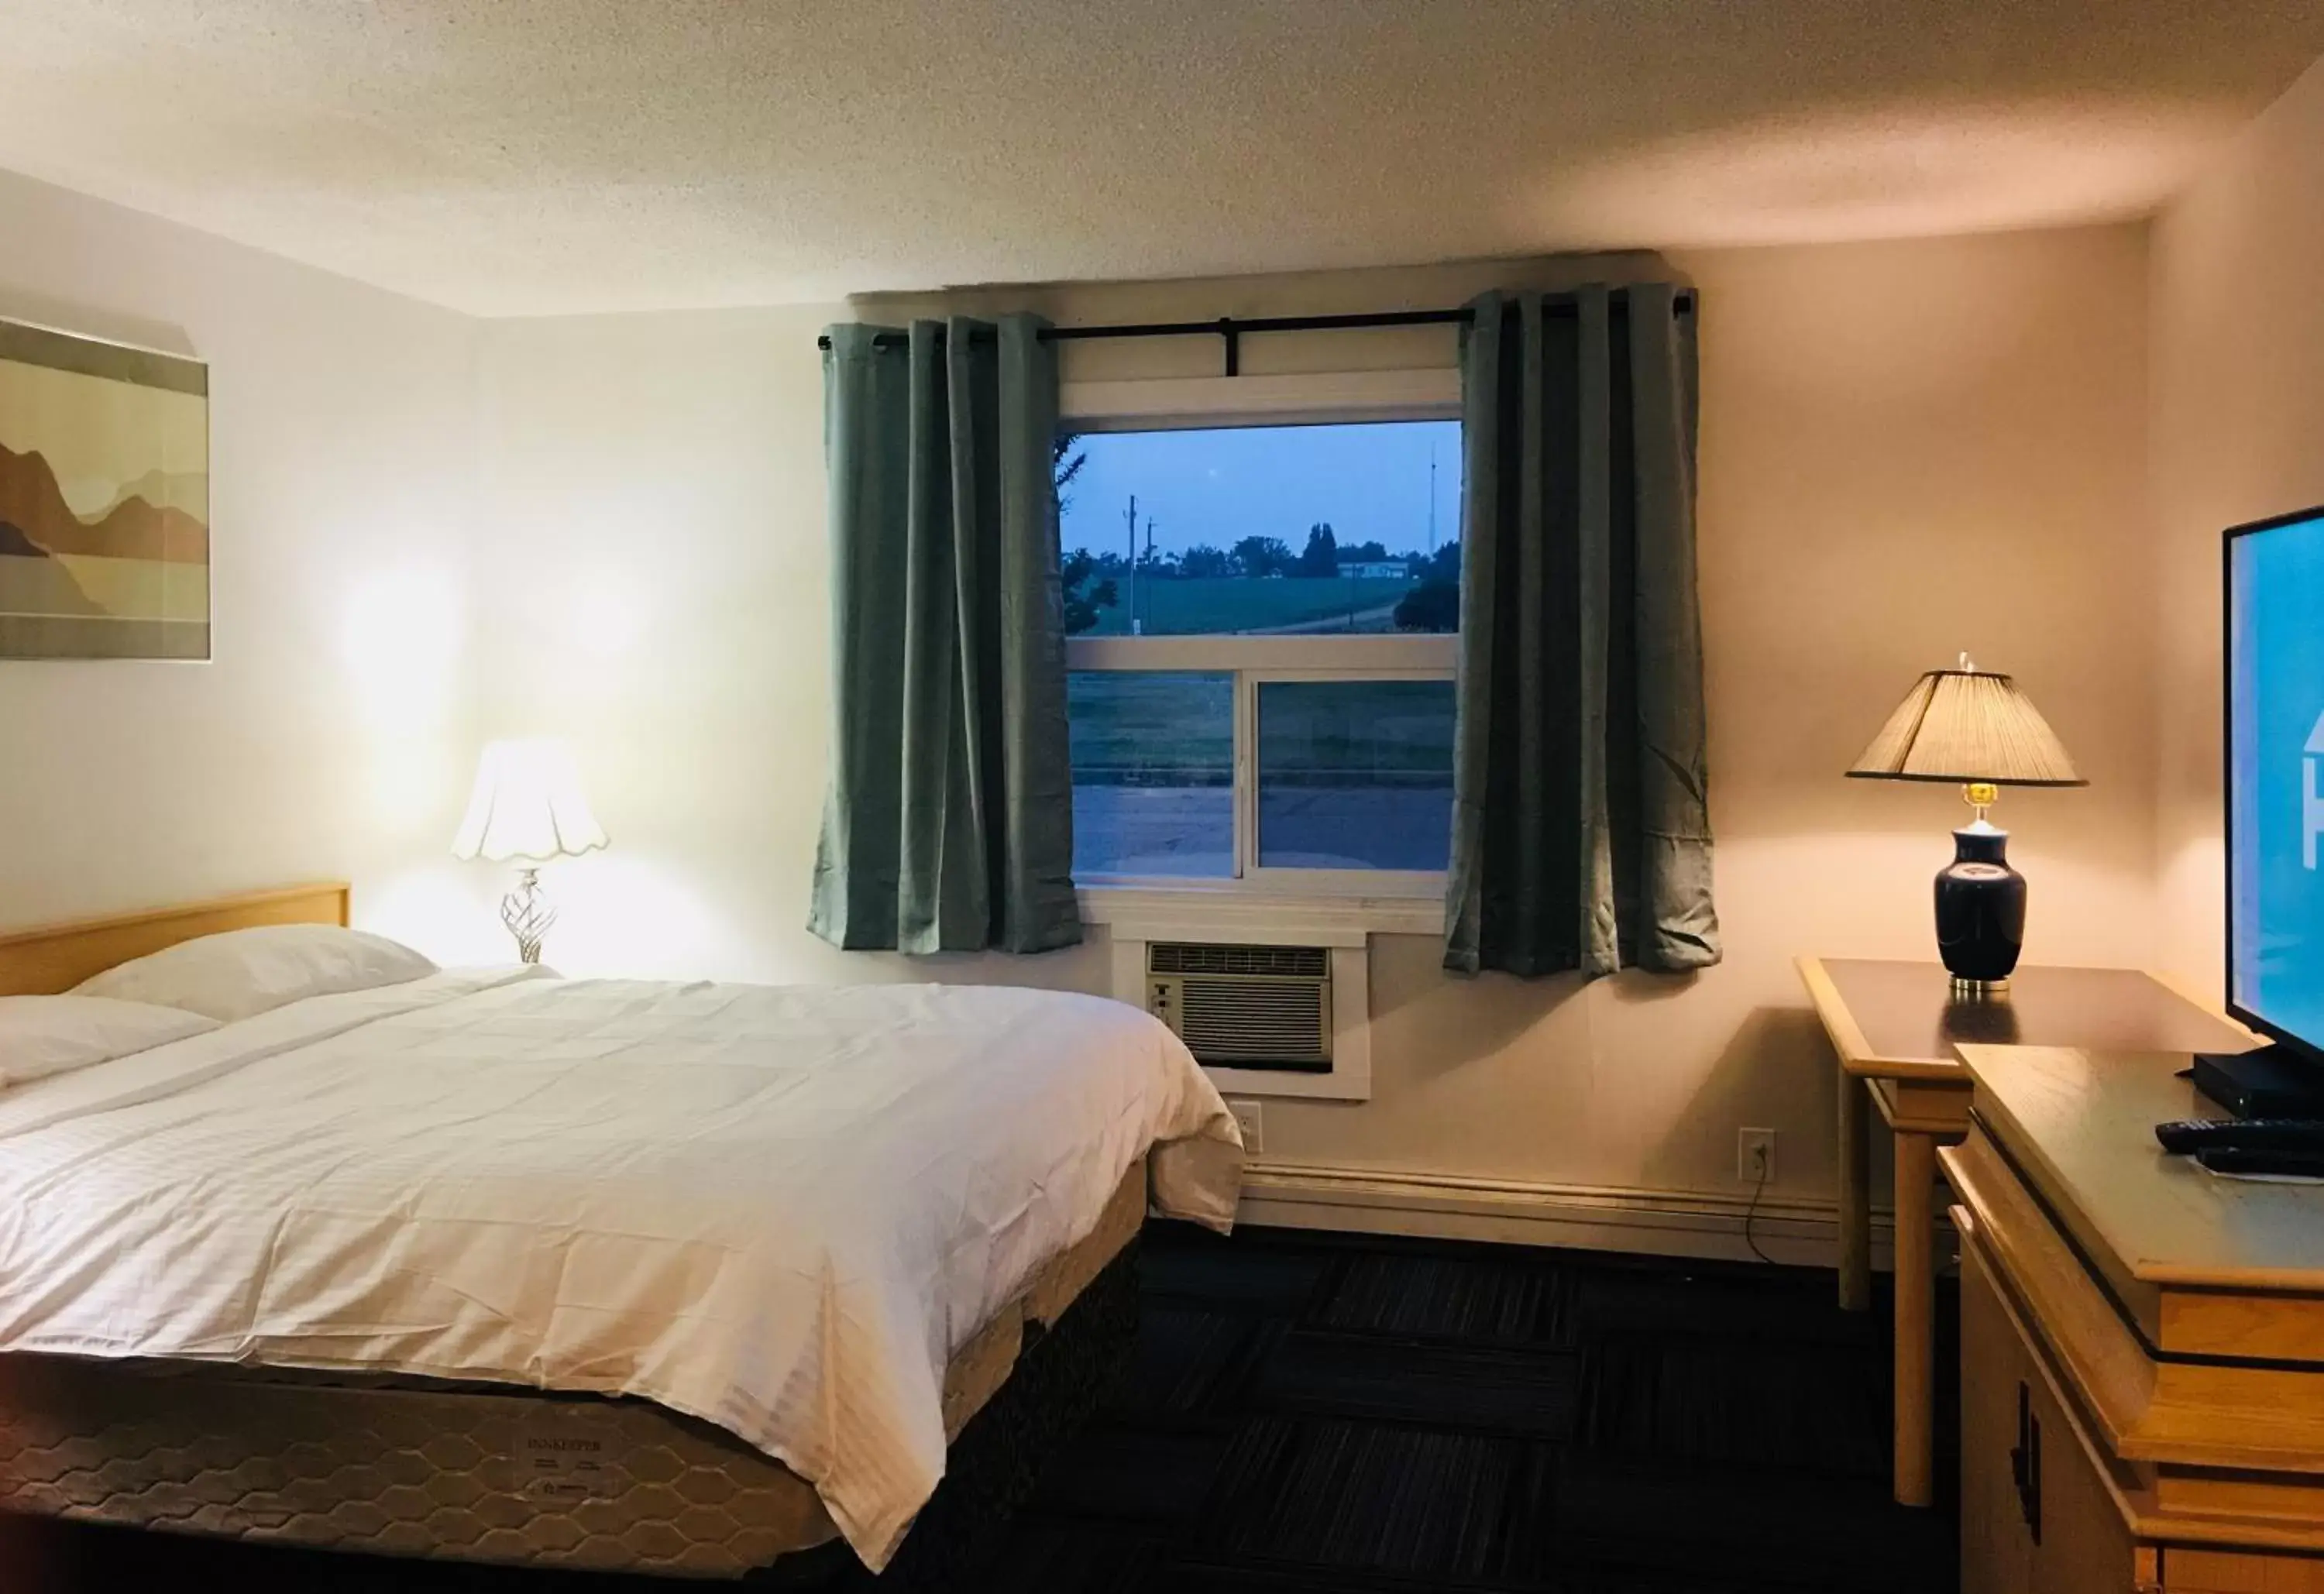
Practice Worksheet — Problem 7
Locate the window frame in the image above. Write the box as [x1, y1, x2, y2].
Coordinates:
[1060, 370, 1461, 908]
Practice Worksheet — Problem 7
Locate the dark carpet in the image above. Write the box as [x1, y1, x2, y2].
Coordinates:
[0, 1224, 1958, 1593]
[1000, 1224, 1957, 1594]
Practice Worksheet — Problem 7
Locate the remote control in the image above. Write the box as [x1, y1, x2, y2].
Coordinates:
[2196, 1146, 2324, 1180]
[2154, 1118, 2324, 1154]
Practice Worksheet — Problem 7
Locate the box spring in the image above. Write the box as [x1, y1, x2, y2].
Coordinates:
[0, 1157, 1148, 1581]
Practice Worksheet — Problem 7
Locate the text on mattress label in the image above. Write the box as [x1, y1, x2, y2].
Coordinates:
[510, 1426, 622, 1499]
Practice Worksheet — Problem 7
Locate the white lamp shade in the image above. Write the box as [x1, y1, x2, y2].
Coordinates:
[451, 739, 610, 863]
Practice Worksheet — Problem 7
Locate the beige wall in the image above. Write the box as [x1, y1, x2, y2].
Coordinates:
[473, 224, 2157, 1218]
[2150, 54, 2324, 994]
[0, 169, 484, 952]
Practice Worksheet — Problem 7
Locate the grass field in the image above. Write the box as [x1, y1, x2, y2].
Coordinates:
[1067, 672, 1232, 783]
[1079, 575, 1417, 636]
[1067, 675, 1453, 784]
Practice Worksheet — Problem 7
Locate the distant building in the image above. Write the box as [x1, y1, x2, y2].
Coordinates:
[1339, 559, 1410, 580]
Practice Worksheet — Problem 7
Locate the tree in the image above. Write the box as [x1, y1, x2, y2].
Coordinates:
[1296, 522, 1339, 578]
[1177, 542, 1233, 579]
[1341, 538, 1389, 563]
[1061, 549, 1119, 635]
[1052, 430, 1090, 511]
[1232, 534, 1294, 577]
[1054, 428, 1115, 634]
[1394, 539, 1462, 632]
[1394, 579, 1459, 633]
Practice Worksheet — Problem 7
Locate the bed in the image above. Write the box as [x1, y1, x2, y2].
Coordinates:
[0, 885, 1242, 1581]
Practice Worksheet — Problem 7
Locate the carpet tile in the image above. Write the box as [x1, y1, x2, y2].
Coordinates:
[1308, 1249, 1578, 1346]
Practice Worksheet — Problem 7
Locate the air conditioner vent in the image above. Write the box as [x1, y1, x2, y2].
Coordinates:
[1178, 980, 1326, 1063]
[1149, 942, 1328, 978]
[1147, 941, 1332, 1072]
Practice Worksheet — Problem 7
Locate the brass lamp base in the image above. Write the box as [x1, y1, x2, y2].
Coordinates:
[1948, 976, 2010, 1000]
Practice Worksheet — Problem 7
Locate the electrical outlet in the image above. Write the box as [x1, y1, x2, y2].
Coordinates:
[1228, 1098, 1264, 1156]
[1738, 1127, 1776, 1184]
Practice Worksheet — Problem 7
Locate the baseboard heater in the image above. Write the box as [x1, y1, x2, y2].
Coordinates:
[1145, 941, 1332, 1074]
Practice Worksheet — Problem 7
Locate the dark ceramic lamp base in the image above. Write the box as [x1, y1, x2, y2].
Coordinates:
[1935, 822, 2025, 991]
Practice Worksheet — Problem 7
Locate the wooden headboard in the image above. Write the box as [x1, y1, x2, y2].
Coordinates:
[0, 883, 351, 997]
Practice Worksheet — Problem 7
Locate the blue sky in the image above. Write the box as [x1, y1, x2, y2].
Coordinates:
[1060, 420, 1462, 561]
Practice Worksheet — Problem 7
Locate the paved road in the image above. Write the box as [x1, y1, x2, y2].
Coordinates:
[1073, 785, 1452, 874]
[1240, 602, 1404, 636]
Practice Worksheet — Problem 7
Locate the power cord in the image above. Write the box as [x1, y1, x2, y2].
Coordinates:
[1742, 1146, 1776, 1266]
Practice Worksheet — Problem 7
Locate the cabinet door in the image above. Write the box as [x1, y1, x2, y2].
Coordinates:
[1961, 1245, 2036, 1594]
[1963, 1241, 2143, 1594]
[2023, 1365, 2138, 1594]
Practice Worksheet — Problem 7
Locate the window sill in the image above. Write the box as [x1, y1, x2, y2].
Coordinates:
[1076, 884, 1446, 943]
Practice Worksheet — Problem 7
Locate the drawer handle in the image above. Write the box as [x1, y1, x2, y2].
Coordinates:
[2009, 1381, 2043, 1545]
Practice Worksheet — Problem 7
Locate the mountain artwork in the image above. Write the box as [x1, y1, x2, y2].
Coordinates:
[0, 320, 208, 660]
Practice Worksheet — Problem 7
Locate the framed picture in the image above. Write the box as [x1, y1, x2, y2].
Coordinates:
[0, 318, 209, 661]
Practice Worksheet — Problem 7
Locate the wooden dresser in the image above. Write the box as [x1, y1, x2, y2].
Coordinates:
[1941, 1043, 2324, 1592]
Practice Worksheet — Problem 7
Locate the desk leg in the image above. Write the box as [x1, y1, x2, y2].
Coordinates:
[1893, 1129, 1936, 1509]
[1838, 1071, 1871, 1311]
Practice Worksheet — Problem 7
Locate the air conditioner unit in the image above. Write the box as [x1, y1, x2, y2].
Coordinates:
[1146, 942, 1332, 1073]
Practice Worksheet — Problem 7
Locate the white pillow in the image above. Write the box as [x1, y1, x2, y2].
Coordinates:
[0, 995, 220, 1089]
[72, 925, 438, 1024]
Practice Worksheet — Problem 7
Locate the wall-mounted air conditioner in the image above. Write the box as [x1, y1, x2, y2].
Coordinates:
[1146, 941, 1332, 1073]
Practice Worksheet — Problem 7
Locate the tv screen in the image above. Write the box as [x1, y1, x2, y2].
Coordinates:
[2226, 506, 2324, 1059]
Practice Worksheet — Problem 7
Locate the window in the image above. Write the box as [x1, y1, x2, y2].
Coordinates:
[1063, 417, 1459, 895]
[1068, 672, 1233, 878]
[1257, 678, 1456, 872]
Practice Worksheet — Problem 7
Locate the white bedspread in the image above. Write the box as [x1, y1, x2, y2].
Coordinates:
[0, 970, 1242, 1568]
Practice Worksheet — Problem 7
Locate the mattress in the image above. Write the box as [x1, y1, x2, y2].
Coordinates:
[0, 1156, 1147, 1579]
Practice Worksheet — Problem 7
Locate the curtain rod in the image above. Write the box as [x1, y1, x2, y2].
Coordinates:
[816, 294, 1695, 377]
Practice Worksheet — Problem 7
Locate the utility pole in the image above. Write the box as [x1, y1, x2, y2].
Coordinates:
[1143, 516, 1156, 634]
[1125, 494, 1138, 636]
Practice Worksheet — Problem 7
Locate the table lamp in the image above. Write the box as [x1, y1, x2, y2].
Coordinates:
[1847, 656, 2084, 995]
[451, 738, 609, 964]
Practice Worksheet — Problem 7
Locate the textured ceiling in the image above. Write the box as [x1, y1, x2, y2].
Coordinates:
[1, 2, 2319, 316]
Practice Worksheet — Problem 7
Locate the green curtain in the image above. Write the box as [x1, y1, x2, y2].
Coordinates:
[1444, 285, 1721, 977]
[807, 314, 1082, 954]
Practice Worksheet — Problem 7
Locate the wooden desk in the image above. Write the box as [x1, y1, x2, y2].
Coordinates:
[1795, 957, 2256, 1508]
[1943, 1045, 2324, 1592]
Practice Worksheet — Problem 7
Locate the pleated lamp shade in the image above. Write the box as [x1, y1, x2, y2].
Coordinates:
[451, 739, 610, 863]
[1846, 668, 2085, 787]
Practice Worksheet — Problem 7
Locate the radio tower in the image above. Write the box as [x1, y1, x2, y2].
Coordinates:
[1428, 445, 1439, 557]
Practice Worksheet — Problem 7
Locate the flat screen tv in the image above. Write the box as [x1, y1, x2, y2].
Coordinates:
[2225, 504, 2324, 1071]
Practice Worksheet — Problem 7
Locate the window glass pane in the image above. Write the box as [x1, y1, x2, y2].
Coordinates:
[1057, 421, 1461, 636]
[1257, 680, 1455, 871]
[1070, 672, 1235, 877]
